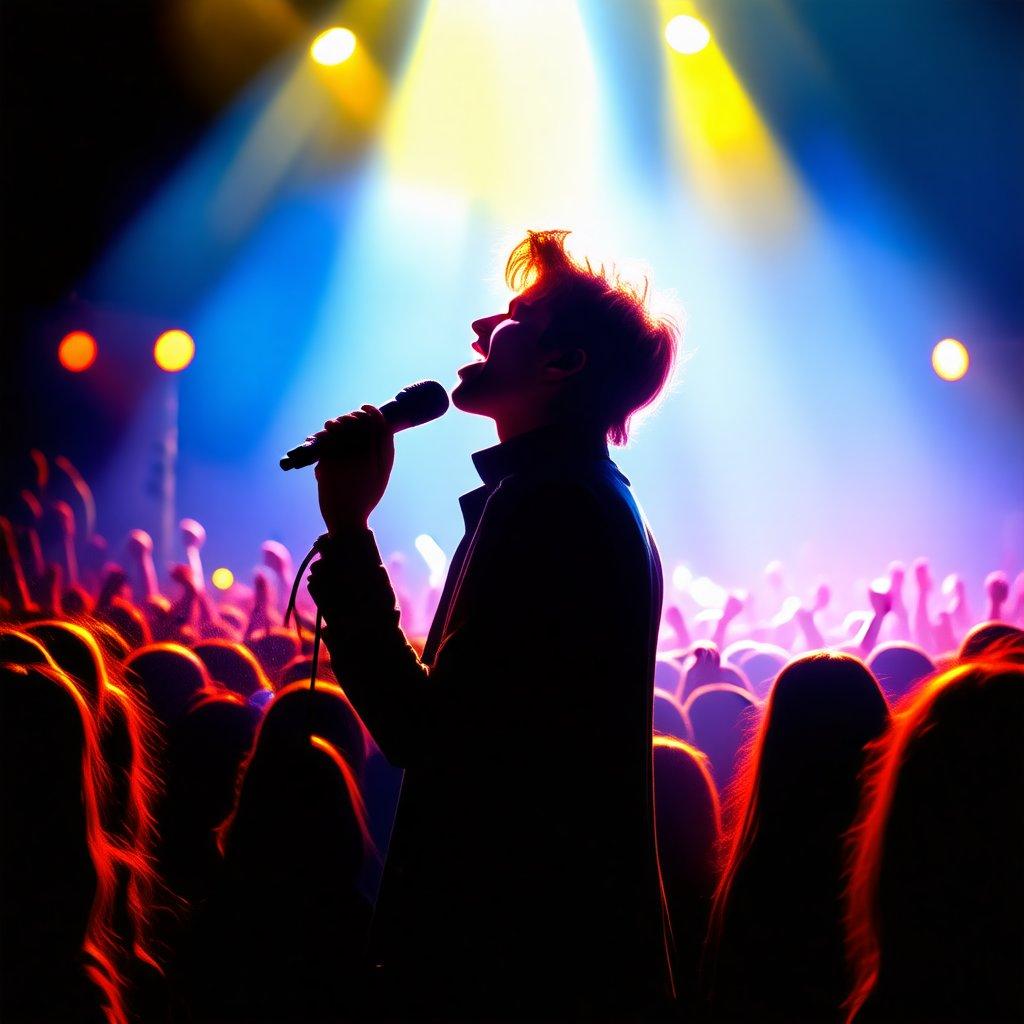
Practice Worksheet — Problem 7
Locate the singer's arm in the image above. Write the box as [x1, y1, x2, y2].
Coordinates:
[307, 529, 429, 765]
[310, 404, 424, 763]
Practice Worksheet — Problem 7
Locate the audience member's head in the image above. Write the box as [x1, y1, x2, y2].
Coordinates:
[100, 596, 151, 650]
[958, 620, 1024, 662]
[683, 683, 760, 789]
[652, 736, 721, 1013]
[653, 688, 691, 743]
[845, 658, 1024, 1022]
[868, 641, 935, 705]
[736, 647, 788, 700]
[125, 643, 212, 727]
[707, 653, 890, 1021]
[1, 662, 125, 1024]
[193, 639, 272, 699]
[246, 627, 301, 685]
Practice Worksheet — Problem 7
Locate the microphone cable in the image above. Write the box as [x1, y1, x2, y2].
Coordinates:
[284, 535, 328, 691]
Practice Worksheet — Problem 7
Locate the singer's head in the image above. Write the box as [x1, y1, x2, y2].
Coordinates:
[452, 230, 681, 445]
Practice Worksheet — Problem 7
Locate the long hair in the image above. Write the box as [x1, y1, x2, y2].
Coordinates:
[22, 620, 166, 974]
[706, 653, 889, 1019]
[1, 661, 128, 1024]
[844, 658, 1024, 1021]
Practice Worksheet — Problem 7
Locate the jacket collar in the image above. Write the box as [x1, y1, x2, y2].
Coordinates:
[470, 422, 610, 489]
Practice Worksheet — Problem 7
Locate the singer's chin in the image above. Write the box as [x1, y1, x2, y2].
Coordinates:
[450, 376, 477, 411]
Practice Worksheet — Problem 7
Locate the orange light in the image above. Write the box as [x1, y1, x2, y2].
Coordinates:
[154, 329, 195, 372]
[58, 331, 98, 372]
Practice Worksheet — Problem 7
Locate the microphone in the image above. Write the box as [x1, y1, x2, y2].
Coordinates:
[279, 380, 450, 471]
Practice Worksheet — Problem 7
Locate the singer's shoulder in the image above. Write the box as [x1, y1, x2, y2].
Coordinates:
[487, 463, 632, 533]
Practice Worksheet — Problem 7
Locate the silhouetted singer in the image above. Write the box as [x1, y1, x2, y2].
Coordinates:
[307, 230, 680, 1019]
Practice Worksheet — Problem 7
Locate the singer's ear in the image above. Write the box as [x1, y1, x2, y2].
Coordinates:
[542, 347, 587, 382]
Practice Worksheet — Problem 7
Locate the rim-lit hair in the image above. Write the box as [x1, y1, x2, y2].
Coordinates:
[843, 657, 1023, 1021]
[505, 229, 681, 446]
[2, 661, 128, 1024]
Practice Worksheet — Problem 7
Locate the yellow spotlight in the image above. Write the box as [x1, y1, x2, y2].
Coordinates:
[310, 27, 356, 66]
[211, 567, 235, 590]
[58, 330, 98, 372]
[931, 337, 969, 381]
[154, 329, 195, 373]
[665, 14, 711, 54]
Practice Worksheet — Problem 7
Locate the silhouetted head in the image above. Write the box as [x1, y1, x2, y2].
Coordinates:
[453, 230, 679, 443]
[735, 648, 787, 700]
[256, 681, 368, 776]
[727, 654, 889, 848]
[192, 639, 272, 698]
[959, 620, 1024, 662]
[653, 688, 691, 743]
[246, 627, 300, 685]
[279, 655, 337, 687]
[0, 627, 56, 668]
[653, 736, 721, 891]
[100, 597, 151, 650]
[91, 621, 131, 662]
[653, 736, 722, 1013]
[846, 659, 1024, 1021]
[24, 619, 109, 710]
[868, 642, 935, 705]
[157, 691, 260, 901]
[125, 643, 212, 727]
[217, 685, 372, 882]
[683, 683, 760, 789]
[706, 653, 890, 1020]
[1, 662, 124, 1023]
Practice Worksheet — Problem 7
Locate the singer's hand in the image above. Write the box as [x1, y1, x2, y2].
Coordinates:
[316, 405, 395, 534]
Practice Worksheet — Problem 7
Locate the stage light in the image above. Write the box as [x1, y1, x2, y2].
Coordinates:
[211, 567, 234, 590]
[931, 337, 969, 381]
[58, 331, 98, 372]
[310, 27, 356, 66]
[665, 14, 711, 55]
[154, 329, 195, 372]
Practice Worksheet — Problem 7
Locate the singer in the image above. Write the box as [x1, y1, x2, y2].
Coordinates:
[307, 230, 680, 1019]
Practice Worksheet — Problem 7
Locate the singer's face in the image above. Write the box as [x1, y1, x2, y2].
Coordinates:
[452, 293, 553, 421]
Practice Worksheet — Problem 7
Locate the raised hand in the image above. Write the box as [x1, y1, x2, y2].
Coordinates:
[985, 570, 1010, 622]
[911, 556, 934, 652]
[888, 561, 910, 641]
[949, 575, 972, 634]
[858, 579, 893, 656]
[665, 604, 690, 649]
[96, 564, 129, 610]
[179, 517, 207, 593]
[713, 590, 747, 650]
[262, 540, 294, 616]
[127, 529, 160, 600]
[315, 405, 396, 534]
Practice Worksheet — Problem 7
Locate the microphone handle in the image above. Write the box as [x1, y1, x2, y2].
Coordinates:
[279, 400, 405, 471]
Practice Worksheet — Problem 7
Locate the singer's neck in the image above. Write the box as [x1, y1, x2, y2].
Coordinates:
[494, 411, 565, 445]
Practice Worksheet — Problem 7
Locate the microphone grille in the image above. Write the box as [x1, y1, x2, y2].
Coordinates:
[393, 380, 450, 426]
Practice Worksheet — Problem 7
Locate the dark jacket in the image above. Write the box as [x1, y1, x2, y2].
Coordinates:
[307, 423, 673, 1019]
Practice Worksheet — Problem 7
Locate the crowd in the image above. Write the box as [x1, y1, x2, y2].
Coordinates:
[1, 450, 1022, 1022]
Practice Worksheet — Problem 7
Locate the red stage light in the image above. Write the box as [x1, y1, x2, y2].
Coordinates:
[58, 331, 98, 372]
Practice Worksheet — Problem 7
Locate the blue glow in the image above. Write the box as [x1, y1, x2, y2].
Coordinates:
[84, 5, 1023, 607]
